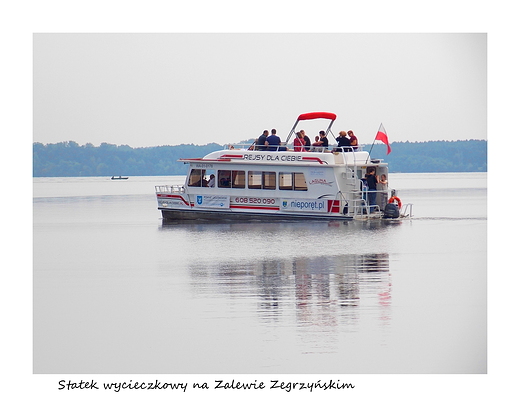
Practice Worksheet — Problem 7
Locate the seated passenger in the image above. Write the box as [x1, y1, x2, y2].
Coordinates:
[300, 130, 311, 151]
[294, 131, 305, 152]
[220, 177, 230, 187]
[334, 130, 352, 152]
[319, 130, 329, 150]
[310, 131, 329, 151]
[255, 130, 268, 150]
[266, 128, 281, 151]
[208, 174, 215, 187]
[311, 135, 321, 151]
[347, 130, 358, 150]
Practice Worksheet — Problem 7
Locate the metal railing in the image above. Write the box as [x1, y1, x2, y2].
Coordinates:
[399, 203, 413, 218]
[225, 143, 364, 153]
[336, 188, 417, 219]
[351, 199, 382, 219]
[155, 185, 185, 194]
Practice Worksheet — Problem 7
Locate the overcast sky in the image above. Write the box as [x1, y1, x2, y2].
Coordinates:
[33, 33, 486, 148]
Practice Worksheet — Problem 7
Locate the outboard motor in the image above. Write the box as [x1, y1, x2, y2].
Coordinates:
[383, 203, 400, 219]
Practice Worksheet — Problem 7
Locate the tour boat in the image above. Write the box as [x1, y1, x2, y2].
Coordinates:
[155, 112, 412, 221]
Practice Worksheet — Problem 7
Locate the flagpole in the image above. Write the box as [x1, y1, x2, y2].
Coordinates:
[365, 123, 382, 164]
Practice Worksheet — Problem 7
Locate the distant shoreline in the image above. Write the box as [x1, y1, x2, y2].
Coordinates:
[33, 140, 487, 177]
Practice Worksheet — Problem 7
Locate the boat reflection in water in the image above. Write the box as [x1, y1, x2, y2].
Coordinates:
[190, 252, 391, 329]
[160, 219, 393, 336]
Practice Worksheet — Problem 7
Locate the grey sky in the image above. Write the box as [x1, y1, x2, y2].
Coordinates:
[33, 33, 486, 147]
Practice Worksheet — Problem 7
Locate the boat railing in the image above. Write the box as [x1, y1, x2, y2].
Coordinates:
[350, 191, 413, 219]
[399, 203, 413, 218]
[351, 198, 382, 219]
[225, 143, 363, 153]
[155, 185, 185, 194]
[335, 189, 385, 219]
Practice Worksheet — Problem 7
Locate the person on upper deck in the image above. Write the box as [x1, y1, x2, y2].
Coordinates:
[347, 130, 358, 150]
[314, 130, 329, 150]
[266, 128, 282, 151]
[300, 130, 311, 151]
[294, 131, 305, 152]
[255, 130, 268, 150]
[335, 131, 352, 151]
[312, 130, 329, 152]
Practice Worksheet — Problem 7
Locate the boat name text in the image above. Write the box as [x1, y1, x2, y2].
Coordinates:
[243, 154, 303, 162]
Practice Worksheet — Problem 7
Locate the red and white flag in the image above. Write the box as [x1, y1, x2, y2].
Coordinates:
[375, 124, 391, 154]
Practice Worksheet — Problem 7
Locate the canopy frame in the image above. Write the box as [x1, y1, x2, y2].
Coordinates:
[285, 112, 337, 144]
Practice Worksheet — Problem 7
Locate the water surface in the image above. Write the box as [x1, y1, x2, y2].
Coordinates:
[33, 173, 487, 373]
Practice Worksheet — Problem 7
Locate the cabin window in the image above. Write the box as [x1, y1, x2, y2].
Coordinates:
[232, 170, 245, 188]
[278, 172, 307, 191]
[188, 169, 205, 187]
[263, 172, 276, 190]
[279, 172, 293, 190]
[248, 171, 276, 189]
[294, 172, 308, 191]
[218, 170, 231, 188]
[217, 170, 245, 188]
[200, 169, 307, 190]
[248, 171, 262, 189]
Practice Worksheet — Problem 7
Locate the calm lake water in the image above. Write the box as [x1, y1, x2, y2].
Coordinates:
[33, 173, 486, 374]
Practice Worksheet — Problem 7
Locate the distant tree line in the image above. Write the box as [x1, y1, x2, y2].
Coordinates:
[33, 141, 224, 177]
[368, 140, 487, 173]
[33, 139, 487, 177]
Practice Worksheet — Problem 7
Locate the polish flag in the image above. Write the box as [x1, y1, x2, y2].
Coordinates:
[375, 124, 391, 154]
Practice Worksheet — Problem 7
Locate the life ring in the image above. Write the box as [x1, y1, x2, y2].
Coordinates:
[388, 196, 402, 209]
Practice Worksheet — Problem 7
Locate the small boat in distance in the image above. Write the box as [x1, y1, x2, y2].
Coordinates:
[155, 112, 412, 221]
[111, 176, 129, 180]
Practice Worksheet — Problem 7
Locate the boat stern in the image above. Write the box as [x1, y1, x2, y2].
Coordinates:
[155, 185, 192, 211]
